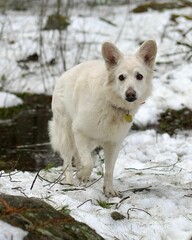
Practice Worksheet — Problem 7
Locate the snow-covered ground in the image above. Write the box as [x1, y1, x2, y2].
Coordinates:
[0, 1, 192, 240]
[1, 130, 192, 239]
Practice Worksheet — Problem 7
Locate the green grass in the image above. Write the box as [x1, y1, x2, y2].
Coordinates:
[96, 200, 115, 209]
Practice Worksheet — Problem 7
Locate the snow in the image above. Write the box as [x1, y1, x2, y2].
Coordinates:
[0, 92, 23, 108]
[0, 2, 192, 240]
[0, 221, 28, 240]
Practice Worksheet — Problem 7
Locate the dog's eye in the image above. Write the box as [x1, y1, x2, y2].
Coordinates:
[136, 72, 143, 80]
[119, 74, 125, 81]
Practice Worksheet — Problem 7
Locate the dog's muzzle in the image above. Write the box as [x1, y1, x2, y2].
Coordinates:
[125, 88, 137, 102]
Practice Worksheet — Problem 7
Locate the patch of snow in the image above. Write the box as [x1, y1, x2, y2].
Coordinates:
[0, 221, 28, 240]
[0, 92, 23, 108]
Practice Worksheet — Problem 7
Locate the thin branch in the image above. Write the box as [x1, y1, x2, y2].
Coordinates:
[115, 196, 130, 209]
[16, 142, 50, 149]
[184, 194, 192, 198]
[12, 187, 28, 198]
[49, 165, 73, 189]
[30, 169, 42, 190]
[125, 160, 180, 172]
[176, 41, 192, 49]
[160, 22, 170, 43]
[121, 185, 152, 194]
[62, 187, 85, 192]
[127, 207, 151, 219]
[182, 27, 192, 37]
[77, 199, 93, 208]
[0, 171, 21, 178]
[86, 175, 103, 188]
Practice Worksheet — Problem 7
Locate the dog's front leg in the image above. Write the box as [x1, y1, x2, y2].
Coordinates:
[103, 143, 122, 197]
[73, 130, 93, 183]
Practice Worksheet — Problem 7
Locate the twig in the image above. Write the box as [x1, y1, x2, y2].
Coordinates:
[182, 27, 192, 37]
[99, 17, 117, 27]
[115, 196, 130, 209]
[86, 175, 103, 188]
[127, 207, 151, 219]
[48, 166, 69, 189]
[62, 187, 85, 192]
[8, 169, 22, 183]
[16, 142, 50, 149]
[77, 199, 93, 208]
[30, 169, 41, 190]
[121, 185, 152, 194]
[160, 22, 170, 43]
[125, 160, 180, 172]
[184, 194, 192, 198]
[12, 187, 28, 198]
[0, 171, 21, 178]
[176, 41, 192, 49]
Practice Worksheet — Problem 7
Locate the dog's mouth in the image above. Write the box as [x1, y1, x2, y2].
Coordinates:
[125, 97, 137, 102]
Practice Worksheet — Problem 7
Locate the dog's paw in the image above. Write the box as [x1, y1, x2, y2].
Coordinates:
[103, 185, 122, 198]
[76, 166, 92, 183]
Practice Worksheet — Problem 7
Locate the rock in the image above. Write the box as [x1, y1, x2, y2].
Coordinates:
[111, 211, 125, 221]
[0, 194, 104, 240]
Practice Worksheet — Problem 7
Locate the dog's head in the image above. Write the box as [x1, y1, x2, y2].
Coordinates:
[102, 40, 157, 108]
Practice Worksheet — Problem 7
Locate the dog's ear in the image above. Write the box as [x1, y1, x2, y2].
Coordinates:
[136, 40, 157, 68]
[102, 42, 122, 69]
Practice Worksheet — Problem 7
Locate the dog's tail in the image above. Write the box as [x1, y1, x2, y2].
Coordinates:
[48, 118, 75, 155]
[48, 119, 60, 152]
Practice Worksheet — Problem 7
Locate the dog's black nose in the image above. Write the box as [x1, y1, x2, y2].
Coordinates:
[125, 88, 137, 102]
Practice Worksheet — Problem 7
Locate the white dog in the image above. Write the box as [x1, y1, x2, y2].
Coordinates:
[49, 40, 157, 197]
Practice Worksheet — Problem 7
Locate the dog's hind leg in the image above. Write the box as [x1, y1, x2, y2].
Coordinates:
[73, 130, 94, 183]
[49, 118, 75, 184]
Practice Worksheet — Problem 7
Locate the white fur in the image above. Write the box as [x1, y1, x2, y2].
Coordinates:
[49, 40, 157, 197]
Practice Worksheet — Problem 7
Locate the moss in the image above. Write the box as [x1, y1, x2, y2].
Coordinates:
[132, 1, 192, 13]
[133, 108, 192, 135]
[157, 108, 192, 135]
[0, 93, 51, 120]
[0, 104, 27, 119]
[170, 14, 192, 22]
[44, 14, 70, 30]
